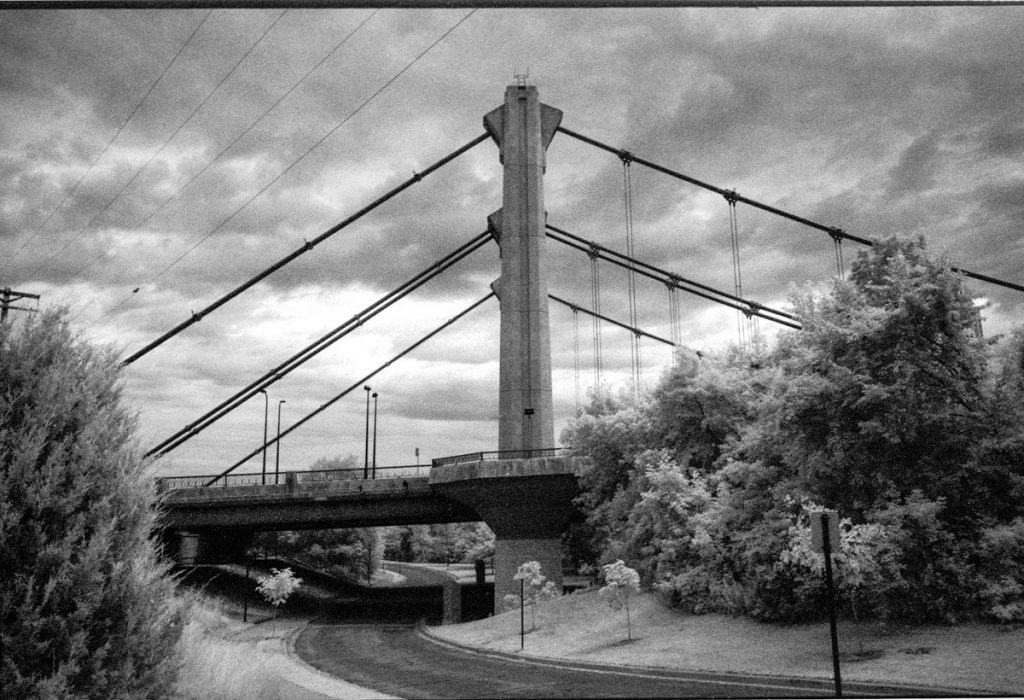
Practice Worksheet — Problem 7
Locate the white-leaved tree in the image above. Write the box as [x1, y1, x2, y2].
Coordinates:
[502, 560, 559, 631]
[599, 560, 641, 641]
[256, 567, 303, 633]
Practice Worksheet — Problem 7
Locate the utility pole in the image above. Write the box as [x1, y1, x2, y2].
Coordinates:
[1, 288, 40, 321]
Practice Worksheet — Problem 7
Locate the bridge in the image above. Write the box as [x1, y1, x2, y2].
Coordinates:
[154, 82, 1024, 611]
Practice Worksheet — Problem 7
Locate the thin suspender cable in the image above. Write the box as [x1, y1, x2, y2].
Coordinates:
[622, 156, 641, 394]
[589, 246, 603, 388]
[667, 280, 681, 346]
[560, 125, 1024, 297]
[120, 132, 488, 366]
[833, 234, 845, 279]
[572, 307, 580, 414]
[205, 291, 495, 486]
[0, 10, 213, 276]
[147, 230, 490, 458]
[547, 225, 801, 330]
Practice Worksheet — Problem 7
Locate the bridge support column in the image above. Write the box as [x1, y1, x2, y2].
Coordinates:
[430, 456, 580, 613]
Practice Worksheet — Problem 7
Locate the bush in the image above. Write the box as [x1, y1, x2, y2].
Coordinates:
[0, 310, 183, 698]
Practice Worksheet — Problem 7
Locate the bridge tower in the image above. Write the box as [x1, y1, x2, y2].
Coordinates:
[433, 83, 580, 611]
[485, 83, 561, 451]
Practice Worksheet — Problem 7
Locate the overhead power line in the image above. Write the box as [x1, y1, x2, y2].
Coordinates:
[558, 125, 1024, 296]
[0, 10, 212, 277]
[106, 8, 477, 317]
[7, 1, 1024, 9]
[53, 10, 289, 285]
[119, 132, 489, 366]
[204, 291, 496, 486]
[90, 9, 379, 307]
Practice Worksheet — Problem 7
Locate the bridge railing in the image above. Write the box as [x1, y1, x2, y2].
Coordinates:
[431, 447, 573, 468]
[158, 464, 430, 491]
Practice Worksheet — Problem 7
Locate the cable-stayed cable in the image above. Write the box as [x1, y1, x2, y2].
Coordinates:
[558, 125, 1024, 297]
[119, 132, 488, 366]
[0, 10, 212, 276]
[110, 9, 477, 317]
[547, 224, 801, 330]
[147, 230, 490, 458]
[205, 291, 495, 486]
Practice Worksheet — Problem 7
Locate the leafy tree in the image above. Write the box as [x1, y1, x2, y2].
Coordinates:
[771, 235, 988, 522]
[599, 560, 641, 641]
[502, 560, 559, 631]
[256, 568, 302, 634]
[0, 310, 182, 698]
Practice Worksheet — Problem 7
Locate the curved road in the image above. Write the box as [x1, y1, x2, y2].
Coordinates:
[285, 563, 948, 699]
[295, 622, 949, 699]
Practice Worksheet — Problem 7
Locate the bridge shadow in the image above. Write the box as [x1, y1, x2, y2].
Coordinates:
[176, 558, 488, 626]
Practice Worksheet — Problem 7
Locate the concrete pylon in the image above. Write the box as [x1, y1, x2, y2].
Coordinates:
[484, 84, 562, 452]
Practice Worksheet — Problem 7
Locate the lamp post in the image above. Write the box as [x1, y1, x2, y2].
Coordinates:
[371, 391, 379, 479]
[275, 400, 286, 485]
[258, 389, 268, 485]
[363, 385, 371, 479]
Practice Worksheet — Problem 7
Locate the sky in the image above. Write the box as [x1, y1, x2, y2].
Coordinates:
[2, 5, 1023, 478]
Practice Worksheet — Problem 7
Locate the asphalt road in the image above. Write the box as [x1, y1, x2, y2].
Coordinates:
[295, 622, 948, 699]
[187, 562, 953, 698]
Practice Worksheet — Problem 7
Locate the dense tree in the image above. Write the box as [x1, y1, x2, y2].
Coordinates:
[566, 235, 1024, 623]
[0, 310, 182, 698]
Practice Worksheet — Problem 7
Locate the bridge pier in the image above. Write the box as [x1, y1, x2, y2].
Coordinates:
[430, 455, 581, 612]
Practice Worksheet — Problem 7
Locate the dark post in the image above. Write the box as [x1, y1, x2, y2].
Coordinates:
[363, 385, 371, 479]
[371, 391, 378, 479]
[520, 577, 525, 650]
[258, 389, 268, 485]
[275, 399, 286, 484]
[822, 512, 843, 697]
[243, 556, 251, 623]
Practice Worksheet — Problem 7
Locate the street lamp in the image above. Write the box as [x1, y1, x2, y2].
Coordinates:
[371, 392, 379, 479]
[275, 400, 286, 485]
[363, 385, 371, 479]
[258, 389, 268, 486]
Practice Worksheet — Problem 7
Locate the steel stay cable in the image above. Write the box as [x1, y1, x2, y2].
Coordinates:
[205, 291, 495, 486]
[547, 223, 798, 322]
[122, 8, 478, 313]
[120, 132, 489, 366]
[548, 227, 801, 330]
[559, 126, 1024, 296]
[147, 230, 490, 458]
[550, 293, 675, 347]
[558, 125, 874, 247]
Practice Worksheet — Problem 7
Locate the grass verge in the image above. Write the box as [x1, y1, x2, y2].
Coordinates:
[430, 588, 1024, 695]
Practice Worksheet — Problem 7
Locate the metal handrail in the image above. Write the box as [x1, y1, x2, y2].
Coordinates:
[431, 447, 572, 468]
[158, 464, 429, 491]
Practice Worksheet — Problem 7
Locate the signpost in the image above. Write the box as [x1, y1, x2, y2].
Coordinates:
[810, 509, 842, 697]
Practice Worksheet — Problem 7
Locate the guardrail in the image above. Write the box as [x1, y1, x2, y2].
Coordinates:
[430, 447, 572, 468]
[158, 464, 430, 491]
[159, 449, 576, 491]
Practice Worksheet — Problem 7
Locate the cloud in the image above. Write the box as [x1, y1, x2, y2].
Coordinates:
[4, 7, 1024, 475]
